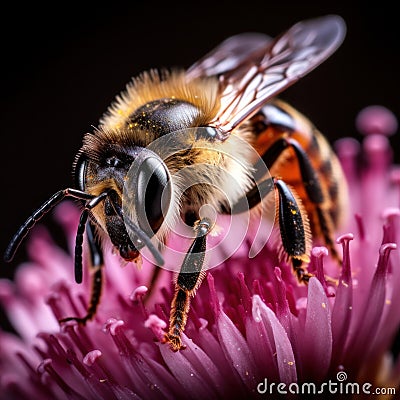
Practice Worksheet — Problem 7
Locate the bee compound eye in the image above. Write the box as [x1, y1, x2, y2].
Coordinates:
[133, 154, 172, 236]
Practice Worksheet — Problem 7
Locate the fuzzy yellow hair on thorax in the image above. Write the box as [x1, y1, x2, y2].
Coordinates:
[99, 69, 220, 132]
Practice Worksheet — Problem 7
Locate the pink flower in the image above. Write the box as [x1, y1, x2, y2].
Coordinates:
[1, 106, 399, 399]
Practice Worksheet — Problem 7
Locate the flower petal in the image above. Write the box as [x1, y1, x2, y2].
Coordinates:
[104, 318, 180, 400]
[245, 306, 279, 382]
[252, 294, 297, 384]
[300, 277, 332, 381]
[215, 308, 258, 392]
[159, 337, 220, 400]
[208, 273, 258, 392]
[331, 234, 354, 370]
[344, 243, 396, 375]
[185, 317, 249, 397]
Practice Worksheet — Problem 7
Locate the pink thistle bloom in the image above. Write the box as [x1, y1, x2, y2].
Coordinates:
[1, 106, 400, 399]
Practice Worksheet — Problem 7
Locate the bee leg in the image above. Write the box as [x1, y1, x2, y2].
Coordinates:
[227, 176, 312, 283]
[230, 177, 275, 214]
[274, 179, 312, 282]
[59, 192, 108, 324]
[59, 221, 104, 325]
[254, 137, 339, 261]
[163, 218, 211, 351]
[286, 138, 340, 261]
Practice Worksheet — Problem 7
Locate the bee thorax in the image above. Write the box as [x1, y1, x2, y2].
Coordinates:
[127, 98, 200, 136]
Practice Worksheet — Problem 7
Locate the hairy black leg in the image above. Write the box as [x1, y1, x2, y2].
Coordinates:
[253, 137, 290, 180]
[226, 176, 312, 282]
[253, 137, 324, 206]
[230, 177, 275, 214]
[245, 136, 339, 267]
[275, 179, 312, 282]
[164, 218, 211, 351]
[4, 188, 95, 262]
[286, 138, 339, 260]
[59, 222, 104, 325]
[229, 137, 316, 281]
[256, 137, 338, 259]
[286, 139, 323, 202]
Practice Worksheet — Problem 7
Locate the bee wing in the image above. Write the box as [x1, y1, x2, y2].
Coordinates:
[186, 32, 272, 79]
[191, 15, 346, 136]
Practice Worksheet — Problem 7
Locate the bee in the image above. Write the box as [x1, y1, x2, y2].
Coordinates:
[4, 15, 348, 351]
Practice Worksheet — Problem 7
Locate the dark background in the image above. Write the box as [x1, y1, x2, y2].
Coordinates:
[1, 0, 399, 281]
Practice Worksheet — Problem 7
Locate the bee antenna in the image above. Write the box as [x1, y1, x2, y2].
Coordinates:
[4, 188, 95, 263]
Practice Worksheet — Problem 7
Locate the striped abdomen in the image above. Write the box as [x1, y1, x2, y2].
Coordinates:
[249, 99, 348, 241]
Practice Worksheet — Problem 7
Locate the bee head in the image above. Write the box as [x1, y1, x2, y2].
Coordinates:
[74, 145, 170, 266]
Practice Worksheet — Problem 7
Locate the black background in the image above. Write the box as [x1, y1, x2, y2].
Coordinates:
[1, 0, 399, 282]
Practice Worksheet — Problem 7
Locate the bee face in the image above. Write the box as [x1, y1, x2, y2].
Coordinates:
[76, 132, 174, 262]
[74, 142, 139, 261]
[5, 15, 348, 351]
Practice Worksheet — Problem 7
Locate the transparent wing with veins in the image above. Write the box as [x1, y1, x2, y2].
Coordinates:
[187, 15, 346, 137]
[186, 32, 272, 80]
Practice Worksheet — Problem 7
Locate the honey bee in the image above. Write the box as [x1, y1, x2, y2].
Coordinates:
[4, 15, 348, 351]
